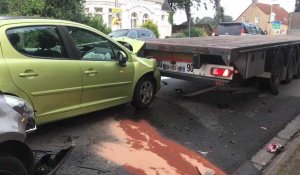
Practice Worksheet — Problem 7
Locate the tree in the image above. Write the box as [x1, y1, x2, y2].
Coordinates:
[141, 20, 160, 38]
[42, 0, 88, 23]
[168, 0, 214, 23]
[87, 15, 111, 35]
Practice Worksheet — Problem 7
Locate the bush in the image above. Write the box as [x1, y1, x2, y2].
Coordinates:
[166, 33, 186, 38]
[183, 27, 204, 37]
[141, 20, 160, 38]
[86, 15, 111, 35]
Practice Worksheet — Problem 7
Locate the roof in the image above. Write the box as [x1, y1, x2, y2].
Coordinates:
[235, 3, 289, 25]
[256, 3, 289, 25]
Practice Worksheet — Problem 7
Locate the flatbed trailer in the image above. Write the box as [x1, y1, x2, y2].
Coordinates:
[135, 35, 300, 94]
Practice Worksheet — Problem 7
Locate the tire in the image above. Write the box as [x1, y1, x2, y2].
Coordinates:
[270, 49, 284, 95]
[294, 62, 300, 79]
[132, 76, 155, 109]
[0, 156, 29, 175]
[283, 48, 296, 84]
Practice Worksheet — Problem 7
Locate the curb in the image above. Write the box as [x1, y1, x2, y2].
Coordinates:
[232, 114, 300, 175]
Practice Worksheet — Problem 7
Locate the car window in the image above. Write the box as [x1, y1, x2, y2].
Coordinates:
[243, 23, 252, 34]
[216, 24, 241, 35]
[108, 29, 129, 38]
[6, 26, 68, 59]
[67, 26, 118, 61]
[127, 30, 138, 38]
[137, 29, 150, 38]
[256, 26, 264, 34]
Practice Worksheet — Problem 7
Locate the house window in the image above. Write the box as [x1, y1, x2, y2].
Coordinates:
[84, 8, 89, 13]
[109, 8, 112, 13]
[242, 16, 246, 22]
[108, 14, 112, 26]
[94, 7, 103, 13]
[162, 15, 165, 21]
[255, 16, 260, 24]
[131, 13, 138, 28]
[142, 14, 149, 24]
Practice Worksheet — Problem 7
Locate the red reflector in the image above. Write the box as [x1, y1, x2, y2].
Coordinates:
[210, 67, 232, 77]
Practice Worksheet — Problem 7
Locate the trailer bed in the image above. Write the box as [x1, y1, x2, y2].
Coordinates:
[143, 35, 300, 54]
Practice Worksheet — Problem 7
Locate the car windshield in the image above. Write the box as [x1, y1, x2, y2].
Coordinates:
[108, 29, 129, 38]
[216, 24, 241, 35]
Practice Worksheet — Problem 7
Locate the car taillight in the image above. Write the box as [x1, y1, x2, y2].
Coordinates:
[240, 27, 245, 35]
[210, 67, 232, 77]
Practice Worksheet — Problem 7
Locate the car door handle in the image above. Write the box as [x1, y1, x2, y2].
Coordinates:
[19, 72, 39, 77]
[84, 70, 98, 74]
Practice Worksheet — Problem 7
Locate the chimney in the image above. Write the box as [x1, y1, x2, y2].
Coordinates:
[252, 0, 258, 4]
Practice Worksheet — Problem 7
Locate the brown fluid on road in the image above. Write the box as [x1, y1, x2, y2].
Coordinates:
[97, 119, 227, 175]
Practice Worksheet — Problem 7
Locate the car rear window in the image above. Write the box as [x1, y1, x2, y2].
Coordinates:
[216, 24, 241, 35]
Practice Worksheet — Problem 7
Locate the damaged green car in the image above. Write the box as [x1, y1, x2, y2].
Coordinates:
[0, 16, 160, 125]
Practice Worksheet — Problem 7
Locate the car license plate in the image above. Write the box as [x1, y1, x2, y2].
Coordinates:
[157, 60, 194, 74]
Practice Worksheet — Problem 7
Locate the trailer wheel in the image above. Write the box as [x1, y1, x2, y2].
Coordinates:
[295, 62, 300, 78]
[132, 76, 155, 109]
[283, 48, 296, 84]
[270, 49, 284, 94]
[0, 156, 29, 175]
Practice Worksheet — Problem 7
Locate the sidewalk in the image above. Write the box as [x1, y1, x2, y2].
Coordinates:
[263, 132, 300, 175]
[232, 114, 300, 175]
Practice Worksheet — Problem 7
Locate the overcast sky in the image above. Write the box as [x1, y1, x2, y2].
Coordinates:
[174, 0, 296, 24]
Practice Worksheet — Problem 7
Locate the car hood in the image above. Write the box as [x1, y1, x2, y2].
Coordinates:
[113, 37, 145, 54]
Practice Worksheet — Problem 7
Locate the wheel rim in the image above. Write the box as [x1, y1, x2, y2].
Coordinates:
[139, 80, 153, 105]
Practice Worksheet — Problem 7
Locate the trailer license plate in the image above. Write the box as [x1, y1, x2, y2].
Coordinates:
[157, 61, 194, 74]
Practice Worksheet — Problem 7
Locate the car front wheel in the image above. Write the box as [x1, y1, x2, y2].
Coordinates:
[132, 76, 155, 109]
[0, 156, 29, 175]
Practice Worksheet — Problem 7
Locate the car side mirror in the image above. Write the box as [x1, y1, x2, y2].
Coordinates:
[118, 51, 127, 67]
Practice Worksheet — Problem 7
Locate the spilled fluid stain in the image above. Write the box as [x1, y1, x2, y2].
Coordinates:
[97, 119, 227, 175]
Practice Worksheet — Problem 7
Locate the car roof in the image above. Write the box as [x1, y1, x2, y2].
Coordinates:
[0, 16, 80, 27]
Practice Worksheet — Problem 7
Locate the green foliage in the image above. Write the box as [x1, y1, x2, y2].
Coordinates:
[42, 0, 88, 23]
[0, 0, 111, 35]
[183, 27, 204, 37]
[141, 20, 160, 38]
[7, 0, 45, 16]
[86, 15, 112, 35]
[166, 33, 186, 38]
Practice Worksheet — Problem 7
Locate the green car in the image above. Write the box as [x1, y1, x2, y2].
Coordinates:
[0, 16, 160, 125]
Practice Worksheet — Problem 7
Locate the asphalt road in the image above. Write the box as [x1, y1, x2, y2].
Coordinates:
[27, 78, 300, 175]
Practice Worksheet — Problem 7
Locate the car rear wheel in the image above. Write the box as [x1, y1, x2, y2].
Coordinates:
[132, 76, 155, 109]
[0, 156, 29, 175]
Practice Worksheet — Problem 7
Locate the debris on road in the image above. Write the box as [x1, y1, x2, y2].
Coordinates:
[175, 88, 184, 94]
[197, 151, 208, 156]
[260, 127, 268, 131]
[266, 143, 284, 154]
[230, 140, 237, 144]
[77, 165, 111, 173]
[162, 81, 168, 85]
[267, 109, 273, 113]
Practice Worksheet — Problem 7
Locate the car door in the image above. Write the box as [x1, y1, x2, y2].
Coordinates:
[65, 26, 134, 109]
[2, 25, 82, 119]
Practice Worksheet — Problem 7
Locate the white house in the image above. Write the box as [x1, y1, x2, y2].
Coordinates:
[84, 0, 172, 38]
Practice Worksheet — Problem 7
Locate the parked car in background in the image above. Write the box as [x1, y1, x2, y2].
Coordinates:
[0, 16, 161, 125]
[213, 22, 266, 36]
[109, 28, 157, 39]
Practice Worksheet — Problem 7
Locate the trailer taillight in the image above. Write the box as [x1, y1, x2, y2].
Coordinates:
[210, 67, 232, 77]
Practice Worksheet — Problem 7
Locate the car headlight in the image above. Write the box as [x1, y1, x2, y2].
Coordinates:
[3, 95, 36, 133]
